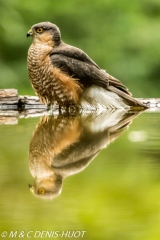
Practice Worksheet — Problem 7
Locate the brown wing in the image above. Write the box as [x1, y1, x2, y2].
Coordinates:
[50, 44, 146, 107]
[50, 49, 130, 92]
[51, 42, 100, 69]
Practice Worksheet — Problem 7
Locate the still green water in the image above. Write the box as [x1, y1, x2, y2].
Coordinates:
[0, 110, 160, 240]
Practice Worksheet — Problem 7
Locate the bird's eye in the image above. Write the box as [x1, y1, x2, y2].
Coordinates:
[36, 27, 44, 33]
[38, 188, 45, 194]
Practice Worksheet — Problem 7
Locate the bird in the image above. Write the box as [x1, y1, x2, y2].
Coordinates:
[29, 115, 83, 199]
[27, 22, 146, 110]
[28, 110, 142, 199]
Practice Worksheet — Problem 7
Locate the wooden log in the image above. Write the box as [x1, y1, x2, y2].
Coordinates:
[138, 98, 160, 108]
[18, 95, 46, 109]
[0, 89, 160, 113]
[0, 89, 18, 124]
[0, 110, 19, 125]
[0, 89, 46, 110]
[0, 89, 18, 98]
[0, 89, 18, 104]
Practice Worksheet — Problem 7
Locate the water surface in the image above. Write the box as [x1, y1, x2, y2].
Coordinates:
[0, 110, 160, 240]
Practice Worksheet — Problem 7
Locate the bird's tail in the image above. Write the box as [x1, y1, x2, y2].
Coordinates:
[105, 73, 147, 109]
[107, 85, 147, 109]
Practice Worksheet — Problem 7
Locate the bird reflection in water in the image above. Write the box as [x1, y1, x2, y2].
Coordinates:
[29, 109, 142, 199]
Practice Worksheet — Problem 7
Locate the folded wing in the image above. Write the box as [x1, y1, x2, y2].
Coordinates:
[50, 44, 145, 107]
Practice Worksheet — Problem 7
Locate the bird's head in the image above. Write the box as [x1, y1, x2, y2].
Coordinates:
[29, 173, 63, 200]
[27, 22, 61, 46]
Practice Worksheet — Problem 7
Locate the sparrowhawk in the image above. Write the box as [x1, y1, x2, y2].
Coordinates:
[27, 22, 146, 109]
[29, 110, 139, 199]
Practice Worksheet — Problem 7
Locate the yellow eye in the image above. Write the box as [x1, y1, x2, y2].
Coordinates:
[36, 27, 44, 33]
[38, 188, 45, 194]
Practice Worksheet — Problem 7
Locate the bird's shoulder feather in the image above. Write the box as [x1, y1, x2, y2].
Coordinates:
[50, 46, 130, 93]
[50, 43, 135, 95]
[50, 42, 100, 69]
[49, 44, 146, 107]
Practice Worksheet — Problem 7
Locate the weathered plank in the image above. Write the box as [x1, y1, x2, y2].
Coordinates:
[0, 89, 160, 108]
[0, 89, 160, 125]
[0, 89, 18, 98]
[0, 110, 18, 125]
[138, 98, 160, 108]
[0, 89, 18, 104]
[0, 89, 46, 110]
[18, 95, 46, 109]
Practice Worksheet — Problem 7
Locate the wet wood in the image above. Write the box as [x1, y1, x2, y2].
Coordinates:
[0, 112, 18, 125]
[0, 89, 18, 104]
[0, 88, 160, 108]
[138, 98, 160, 108]
[0, 89, 160, 124]
[0, 89, 46, 110]
[18, 95, 46, 109]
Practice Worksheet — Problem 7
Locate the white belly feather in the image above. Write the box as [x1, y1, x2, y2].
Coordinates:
[81, 85, 129, 110]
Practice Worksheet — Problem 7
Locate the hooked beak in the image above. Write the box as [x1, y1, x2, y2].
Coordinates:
[27, 29, 33, 38]
[28, 184, 34, 193]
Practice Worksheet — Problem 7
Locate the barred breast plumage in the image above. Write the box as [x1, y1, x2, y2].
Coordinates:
[27, 43, 82, 105]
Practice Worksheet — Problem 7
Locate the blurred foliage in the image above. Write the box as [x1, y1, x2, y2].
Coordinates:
[0, 0, 160, 96]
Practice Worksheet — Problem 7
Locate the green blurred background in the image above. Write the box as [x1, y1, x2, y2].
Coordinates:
[0, 0, 160, 97]
[0, 112, 160, 240]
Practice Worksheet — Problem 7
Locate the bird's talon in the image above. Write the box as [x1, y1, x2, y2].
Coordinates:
[47, 104, 51, 111]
